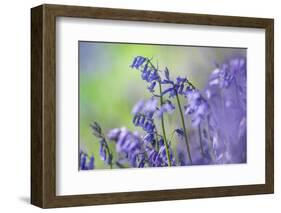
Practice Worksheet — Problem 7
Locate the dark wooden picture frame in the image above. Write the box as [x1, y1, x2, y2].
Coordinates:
[31, 4, 274, 208]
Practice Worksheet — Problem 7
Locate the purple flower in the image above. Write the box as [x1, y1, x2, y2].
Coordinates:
[147, 81, 157, 92]
[132, 98, 158, 116]
[133, 114, 155, 133]
[131, 100, 145, 115]
[143, 133, 155, 144]
[131, 57, 161, 94]
[161, 87, 176, 97]
[161, 74, 193, 98]
[208, 57, 246, 90]
[145, 140, 176, 167]
[90, 122, 113, 167]
[146, 147, 160, 166]
[155, 101, 175, 118]
[107, 128, 121, 141]
[143, 98, 158, 115]
[108, 127, 145, 167]
[130, 56, 147, 69]
[79, 151, 95, 170]
[185, 90, 209, 127]
[99, 138, 113, 165]
[204, 57, 247, 163]
[88, 156, 95, 169]
[138, 156, 146, 168]
[132, 98, 162, 135]
[158, 139, 176, 166]
[140, 67, 159, 83]
[175, 128, 185, 138]
[176, 136, 213, 166]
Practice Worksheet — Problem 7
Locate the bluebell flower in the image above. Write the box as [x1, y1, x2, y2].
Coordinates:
[130, 56, 147, 69]
[137, 63, 159, 84]
[176, 136, 213, 166]
[143, 98, 158, 115]
[132, 98, 158, 117]
[146, 146, 164, 167]
[88, 156, 95, 169]
[175, 128, 185, 138]
[178, 151, 186, 166]
[107, 128, 121, 141]
[145, 137, 176, 167]
[79, 151, 87, 170]
[131, 57, 160, 94]
[108, 127, 145, 167]
[158, 139, 176, 166]
[147, 81, 157, 92]
[99, 140, 107, 160]
[154, 101, 175, 118]
[79, 151, 95, 170]
[90, 122, 113, 167]
[143, 133, 155, 144]
[132, 98, 158, 134]
[138, 155, 146, 168]
[133, 114, 155, 133]
[161, 72, 193, 98]
[131, 100, 145, 115]
[185, 90, 210, 127]
[161, 87, 176, 97]
[148, 70, 159, 82]
[204, 57, 247, 164]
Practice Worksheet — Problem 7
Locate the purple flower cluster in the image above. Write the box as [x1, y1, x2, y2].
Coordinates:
[86, 55, 247, 169]
[107, 127, 145, 167]
[204, 57, 247, 163]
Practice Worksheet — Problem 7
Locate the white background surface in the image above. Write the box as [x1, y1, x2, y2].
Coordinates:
[57, 17, 265, 195]
[0, 0, 279, 212]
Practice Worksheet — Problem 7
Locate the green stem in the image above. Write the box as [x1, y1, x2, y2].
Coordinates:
[104, 143, 113, 169]
[146, 59, 171, 166]
[158, 82, 172, 167]
[175, 93, 193, 164]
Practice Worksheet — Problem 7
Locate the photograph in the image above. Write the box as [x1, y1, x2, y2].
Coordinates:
[29, 3, 274, 208]
[79, 42, 247, 170]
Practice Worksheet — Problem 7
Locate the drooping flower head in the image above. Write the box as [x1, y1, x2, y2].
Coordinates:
[161, 67, 195, 98]
[130, 56, 160, 94]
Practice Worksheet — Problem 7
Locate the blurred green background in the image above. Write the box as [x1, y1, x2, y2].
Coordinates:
[79, 41, 246, 169]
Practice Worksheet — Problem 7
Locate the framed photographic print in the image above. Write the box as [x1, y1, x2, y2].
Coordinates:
[31, 4, 274, 208]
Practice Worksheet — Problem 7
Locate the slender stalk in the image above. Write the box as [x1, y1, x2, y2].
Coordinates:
[158, 82, 172, 166]
[175, 93, 193, 164]
[146, 59, 171, 166]
[104, 143, 113, 169]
